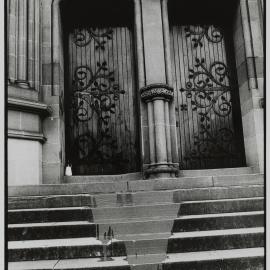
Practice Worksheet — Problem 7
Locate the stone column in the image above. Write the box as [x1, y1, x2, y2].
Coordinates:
[135, 0, 179, 178]
[14, 0, 30, 88]
[140, 84, 177, 177]
[233, 0, 264, 172]
[8, 0, 40, 90]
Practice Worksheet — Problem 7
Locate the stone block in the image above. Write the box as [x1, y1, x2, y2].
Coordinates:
[42, 162, 61, 184]
[8, 110, 20, 130]
[20, 112, 40, 132]
[8, 85, 39, 101]
[41, 85, 60, 104]
[8, 139, 42, 186]
[42, 142, 61, 164]
[238, 81, 251, 105]
[213, 174, 264, 187]
[43, 117, 60, 144]
[235, 44, 246, 68]
[242, 110, 256, 138]
[236, 61, 248, 88]
[255, 57, 264, 78]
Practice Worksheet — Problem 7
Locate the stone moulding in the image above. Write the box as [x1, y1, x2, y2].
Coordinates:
[140, 83, 174, 102]
[8, 129, 47, 143]
[8, 97, 52, 118]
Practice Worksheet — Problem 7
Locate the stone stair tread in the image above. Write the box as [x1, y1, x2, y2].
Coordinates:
[177, 210, 264, 220]
[8, 220, 93, 228]
[8, 247, 264, 269]
[8, 256, 129, 270]
[9, 225, 264, 250]
[8, 237, 104, 249]
[118, 232, 170, 241]
[95, 216, 176, 223]
[180, 196, 264, 204]
[8, 206, 89, 212]
[170, 227, 264, 239]
[165, 247, 264, 263]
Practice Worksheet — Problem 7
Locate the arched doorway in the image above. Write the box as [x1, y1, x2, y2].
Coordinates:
[168, 0, 246, 169]
[60, 0, 140, 175]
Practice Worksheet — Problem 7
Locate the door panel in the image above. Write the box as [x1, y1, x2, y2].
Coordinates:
[170, 25, 245, 169]
[66, 27, 139, 175]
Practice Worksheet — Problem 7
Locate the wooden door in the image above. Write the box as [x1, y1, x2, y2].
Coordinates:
[170, 24, 245, 169]
[65, 26, 140, 175]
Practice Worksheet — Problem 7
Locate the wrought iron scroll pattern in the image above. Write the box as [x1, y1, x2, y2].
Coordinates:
[72, 28, 113, 49]
[184, 25, 223, 48]
[68, 27, 137, 174]
[171, 24, 243, 169]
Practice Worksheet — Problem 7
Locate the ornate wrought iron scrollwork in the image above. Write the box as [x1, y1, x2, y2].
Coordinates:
[72, 28, 113, 49]
[185, 25, 223, 48]
[179, 57, 237, 163]
[70, 59, 126, 167]
[180, 58, 232, 117]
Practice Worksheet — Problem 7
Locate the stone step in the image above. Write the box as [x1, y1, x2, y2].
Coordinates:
[8, 185, 264, 210]
[8, 256, 130, 270]
[172, 211, 264, 232]
[8, 211, 264, 242]
[8, 174, 263, 197]
[8, 248, 264, 270]
[8, 196, 264, 225]
[178, 197, 264, 215]
[8, 207, 92, 224]
[179, 167, 253, 177]
[64, 172, 142, 183]
[162, 248, 264, 270]
[64, 167, 253, 183]
[8, 221, 97, 241]
[8, 227, 264, 262]
[167, 227, 264, 253]
[8, 237, 121, 262]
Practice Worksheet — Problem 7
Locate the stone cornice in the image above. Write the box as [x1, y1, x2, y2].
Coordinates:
[8, 97, 52, 117]
[8, 129, 47, 143]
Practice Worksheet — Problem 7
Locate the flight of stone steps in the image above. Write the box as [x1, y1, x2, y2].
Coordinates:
[8, 167, 264, 270]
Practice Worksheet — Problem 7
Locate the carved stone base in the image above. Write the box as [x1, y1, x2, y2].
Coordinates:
[14, 80, 30, 89]
[143, 163, 179, 179]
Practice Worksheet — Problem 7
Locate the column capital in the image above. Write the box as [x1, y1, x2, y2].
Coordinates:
[140, 83, 174, 102]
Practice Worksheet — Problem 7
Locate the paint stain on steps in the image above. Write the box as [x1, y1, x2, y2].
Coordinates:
[91, 191, 179, 269]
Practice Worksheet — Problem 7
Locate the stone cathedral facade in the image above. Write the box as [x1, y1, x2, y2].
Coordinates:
[7, 0, 265, 269]
[7, 0, 264, 185]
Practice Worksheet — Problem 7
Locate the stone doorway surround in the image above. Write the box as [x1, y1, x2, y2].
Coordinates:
[7, 0, 264, 185]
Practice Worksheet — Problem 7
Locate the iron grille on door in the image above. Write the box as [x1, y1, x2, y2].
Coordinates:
[170, 25, 245, 169]
[66, 26, 139, 175]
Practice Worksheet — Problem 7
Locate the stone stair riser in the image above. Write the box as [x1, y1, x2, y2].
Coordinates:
[9, 232, 264, 262]
[8, 209, 92, 224]
[167, 233, 264, 253]
[179, 199, 264, 215]
[162, 256, 264, 270]
[8, 242, 126, 262]
[8, 186, 264, 210]
[173, 186, 264, 203]
[173, 214, 264, 232]
[9, 213, 264, 241]
[8, 224, 97, 241]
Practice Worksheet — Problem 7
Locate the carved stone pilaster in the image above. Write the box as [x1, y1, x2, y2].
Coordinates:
[140, 83, 178, 178]
[8, 0, 40, 90]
